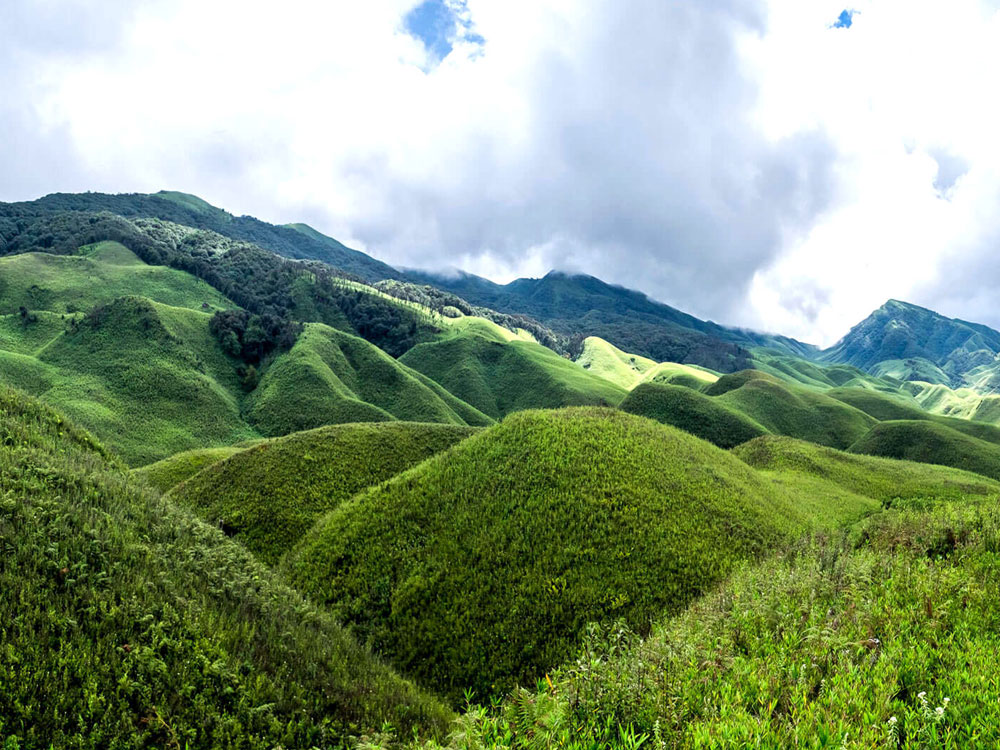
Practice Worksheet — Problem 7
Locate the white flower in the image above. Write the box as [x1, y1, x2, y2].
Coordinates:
[917, 691, 926, 699]
[936, 706, 945, 717]
[888, 716, 897, 725]
[944, 697, 950, 705]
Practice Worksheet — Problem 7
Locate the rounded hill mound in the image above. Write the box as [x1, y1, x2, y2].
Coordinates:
[168, 421, 477, 565]
[283, 407, 822, 702]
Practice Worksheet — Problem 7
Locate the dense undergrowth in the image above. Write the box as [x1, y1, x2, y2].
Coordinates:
[0, 386, 451, 748]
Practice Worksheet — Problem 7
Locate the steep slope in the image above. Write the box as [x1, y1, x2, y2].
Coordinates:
[849, 420, 1000, 481]
[821, 299, 1000, 387]
[399, 332, 626, 420]
[0, 242, 236, 316]
[620, 382, 768, 448]
[0, 386, 450, 748]
[168, 422, 477, 565]
[246, 323, 493, 436]
[283, 408, 860, 702]
[706, 371, 878, 450]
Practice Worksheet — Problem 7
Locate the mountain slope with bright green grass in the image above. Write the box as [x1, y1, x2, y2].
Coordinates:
[283, 408, 866, 703]
[24, 296, 255, 466]
[0, 385, 451, 749]
[0, 242, 236, 316]
[246, 323, 493, 436]
[638, 360, 719, 389]
[620, 382, 768, 448]
[575, 336, 657, 389]
[849, 419, 1000, 481]
[168, 421, 477, 566]
[133, 446, 248, 494]
[706, 371, 878, 449]
[426, 496, 1000, 748]
[399, 332, 627, 420]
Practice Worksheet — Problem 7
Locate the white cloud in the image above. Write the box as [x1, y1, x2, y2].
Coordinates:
[6, 0, 1000, 344]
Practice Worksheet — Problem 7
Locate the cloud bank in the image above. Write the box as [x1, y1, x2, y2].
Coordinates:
[5, 0, 1000, 345]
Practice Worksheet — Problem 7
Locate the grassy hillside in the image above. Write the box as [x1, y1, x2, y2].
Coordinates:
[638, 360, 719, 389]
[283, 408, 861, 702]
[575, 336, 657, 389]
[0, 386, 450, 748]
[620, 382, 768, 448]
[735, 434, 1000, 503]
[399, 333, 626, 420]
[849, 419, 1000, 481]
[168, 422, 477, 566]
[133, 446, 247, 494]
[0, 242, 235, 315]
[429, 498, 1000, 747]
[246, 323, 493, 436]
[705, 371, 878, 450]
[15, 296, 256, 466]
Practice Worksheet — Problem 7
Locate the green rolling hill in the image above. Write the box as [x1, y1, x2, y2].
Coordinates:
[246, 323, 494, 436]
[167, 421, 477, 565]
[282, 408, 869, 702]
[848, 419, 1000, 481]
[0, 385, 450, 748]
[620, 382, 768, 448]
[399, 331, 627, 420]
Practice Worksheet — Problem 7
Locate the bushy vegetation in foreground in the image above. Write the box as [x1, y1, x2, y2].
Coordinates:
[247, 323, 493, 436]
[132, 445, 247, 493]
[399, 333, 626, 420]
[403, 497, 1000, 749]
[168, 422, 477, 565]
[849, 420, 1000, 481]
[0, 386, 451, 749]
[283, 408, 848, 704]
[620, 382, 768, 448]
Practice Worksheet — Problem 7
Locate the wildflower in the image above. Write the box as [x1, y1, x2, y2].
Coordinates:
[888, 716, 897, 725]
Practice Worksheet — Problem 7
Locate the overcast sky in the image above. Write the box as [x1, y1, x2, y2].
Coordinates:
[4, 0, 1000, 345]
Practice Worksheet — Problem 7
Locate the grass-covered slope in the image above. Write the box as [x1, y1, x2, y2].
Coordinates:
[0, 242, 235, 315]
[132, 446, 247, 494]
[638, 360, 719, 389]
[40, 297, 256, 465]
[283, 408, 848, 702]
[736, 434, 1000, 502]
[0, 386, 450, 749]
[168, 422, 477, 566]
[575, 336, 657, 389]
[705, 371, 878, 449]
[247, 323, 493, 436]
[437, 498, 1000, 748]
[399, 333, 626, 420]
[849, 419, 1000, 481]
[620, 382, 768, 448]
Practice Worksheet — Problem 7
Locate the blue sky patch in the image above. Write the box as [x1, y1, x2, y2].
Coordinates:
[832, 9, 857, 29]
[405, 0, 483, 64]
